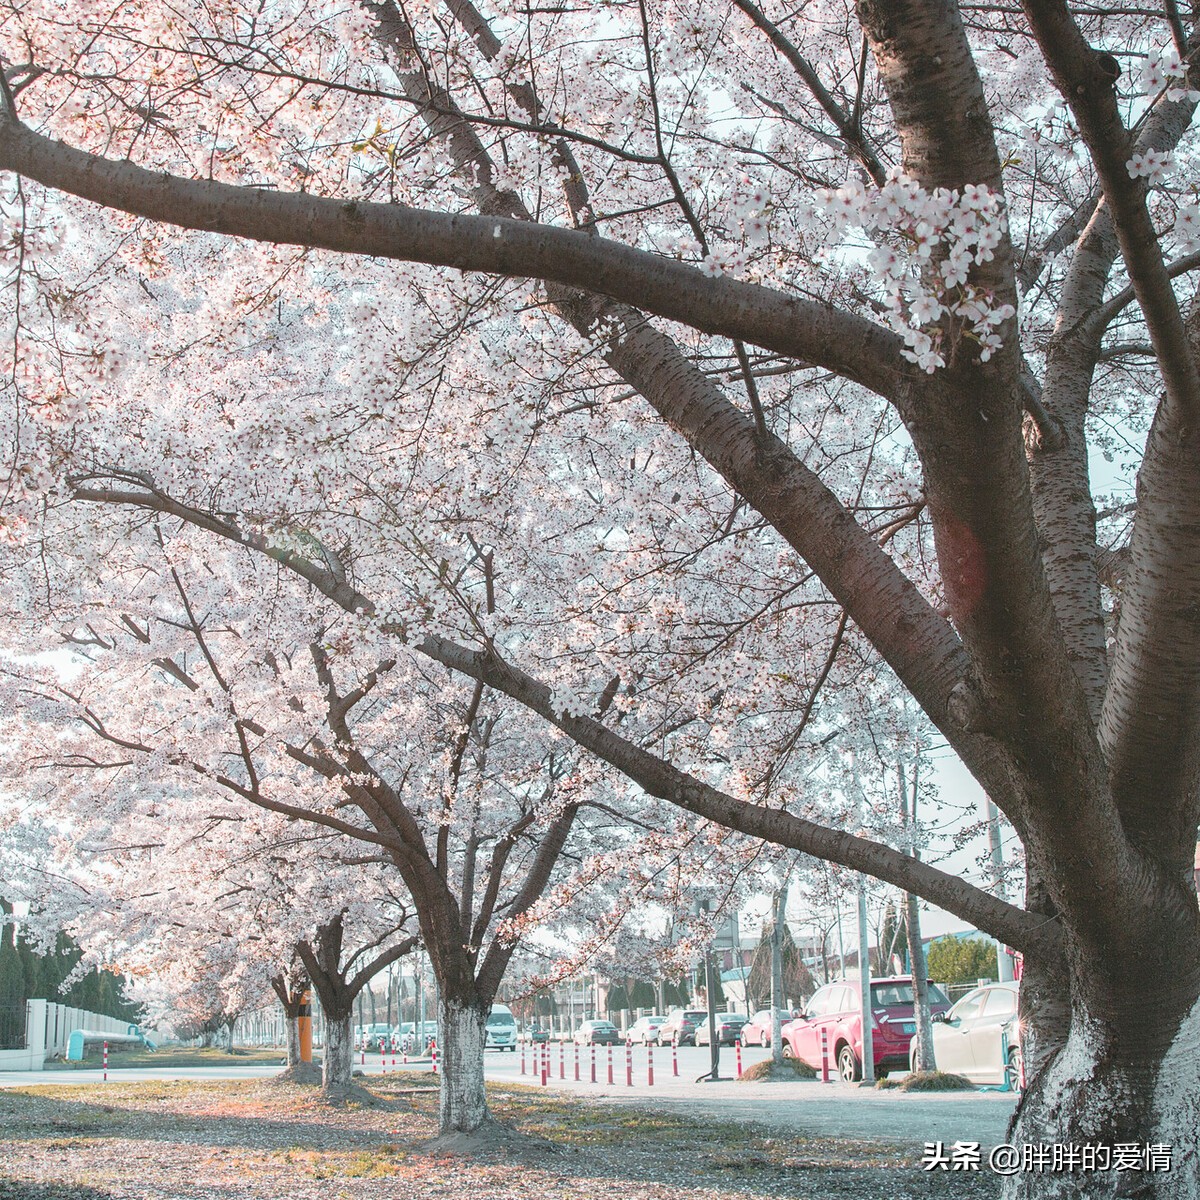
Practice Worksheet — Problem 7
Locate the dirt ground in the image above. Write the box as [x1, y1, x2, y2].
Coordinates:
[0, 1073, 999, 1200]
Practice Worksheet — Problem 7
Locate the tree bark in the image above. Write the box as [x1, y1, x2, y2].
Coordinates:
[1008, 899, 1200, 1199]
[770, 883, 787, 1067]
[436, 995, 489, 1136]
[322, 1010, 355, 1094]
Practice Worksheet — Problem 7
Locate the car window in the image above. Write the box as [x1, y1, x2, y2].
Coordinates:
[828, 986, 854, 1014]
[951, 993, 987, 1021]
[805, 987, 831, 1017]
[981, 988, 1016, 1017]
[871, 983, 915, 1007]
[927, 982, 951, 1006]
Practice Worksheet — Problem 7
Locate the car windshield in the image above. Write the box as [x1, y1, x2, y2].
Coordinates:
[870, 981, 952, 1007]
[486, 1012, 515, 1027]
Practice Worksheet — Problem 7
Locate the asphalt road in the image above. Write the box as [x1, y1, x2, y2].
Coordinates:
[0, 1042, 1017, 1149]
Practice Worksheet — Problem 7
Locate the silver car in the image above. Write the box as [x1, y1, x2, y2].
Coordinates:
[915, 981, 1021, 1090]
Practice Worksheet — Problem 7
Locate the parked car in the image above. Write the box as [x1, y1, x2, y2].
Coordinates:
[781, 976, 951, 1081]
[659, 1008, 710, 1046]
[355, 1023, 392, 1052]
[527, 1025, 551, 1044]
[627, 1015, 666, 1045]
[573, 1019, 622, 1045]
[915, 981, 1021, 1091]
[741, 1008, 802, 1048]
[694, 1012, 748, 1046]
[485, 1004, 518, 1051]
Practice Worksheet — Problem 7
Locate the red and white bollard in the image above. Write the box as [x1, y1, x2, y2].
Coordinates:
[520, 1039, 527, 1076]
[541, 1042, 549, 1087]
[607, 1042, 614, 1085]
[735, 1038, 743, 1079]
[573, 1041, 580, 1081]
[590, 1043, 597, 1083]
[559, 1039, 565, 1079]
[381, 1043, 388, 1074]
[431, 1039, 439, 1075]
[625, 1038, 633, 1087]
[647, 1042, 655, 1087]
[392, 1040, 397, 1070]
[672, 1036, 679, 1077]
[820, 1028, 830, 1083]
[103, 1040, 108, 1082]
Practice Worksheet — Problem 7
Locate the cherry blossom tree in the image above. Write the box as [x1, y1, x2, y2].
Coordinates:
[2, 543, 678, 1133]
[3, 0, 1200, 1192]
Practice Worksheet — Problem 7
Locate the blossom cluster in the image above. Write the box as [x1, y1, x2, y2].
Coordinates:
[549, 683, 592, 720]
[809, 172, 1015, 372]
[1137, 44, 1200, 102]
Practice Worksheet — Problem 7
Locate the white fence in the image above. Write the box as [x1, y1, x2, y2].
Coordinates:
[0, 999, 139, 1071]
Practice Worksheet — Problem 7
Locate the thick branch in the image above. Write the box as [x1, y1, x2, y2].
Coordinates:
[0, 117, 906, 396]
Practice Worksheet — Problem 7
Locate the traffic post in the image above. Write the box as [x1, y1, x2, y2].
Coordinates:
[431, 1038, 438, 1075]
[820, 1028, 830, 1083]
[607, 1042, 614, 1085]
[647, 1042, 654, 1087]
[672, 1036, 679, 1077]
[559, 1039, 565, 1079]
[735, 1037, 743, 1079]
[103, 1040, 108, 1083]
[574, 1040, 580, 1081]
[590, 1043, 596, 1083]
[625, 1038, 633, 1087]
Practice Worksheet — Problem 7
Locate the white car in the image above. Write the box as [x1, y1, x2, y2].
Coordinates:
[484, 1004, 518, 1051]
[915, 981, 1021, 1090]
[627, 1015, 666, 1044]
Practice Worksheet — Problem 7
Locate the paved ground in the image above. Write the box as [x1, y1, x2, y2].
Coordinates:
[484, 1043, 1018, 1148]
[0, 1042, 1018, 1152]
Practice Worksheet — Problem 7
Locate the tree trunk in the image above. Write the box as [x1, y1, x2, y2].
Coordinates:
[899, 760, 935, 1072]
[322, 1010, 354, 1095]
[904, 890, 935, 1073]
[437, 995, 488, 1135]
[1005, 902, 1200, 1199]
[770, 883, 787, 1066]
[285, 1012, 302, 1067]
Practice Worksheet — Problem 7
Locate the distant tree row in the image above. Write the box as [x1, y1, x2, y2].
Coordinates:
[0, 901, 143, 1045]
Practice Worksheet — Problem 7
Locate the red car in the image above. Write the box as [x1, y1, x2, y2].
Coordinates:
[781, 976, 950, 1081]
[741, 1007, 802, 1048]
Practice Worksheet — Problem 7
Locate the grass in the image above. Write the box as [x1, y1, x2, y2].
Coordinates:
[738, 1057, 818, 1081]
[46, 1045, 289, 1070]
[0, 1073, 1002, 1197]
[875, 1070, 973, 1091]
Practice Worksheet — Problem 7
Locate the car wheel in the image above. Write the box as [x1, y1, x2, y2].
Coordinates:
[1006, 1049, 1023, 1094]
[837, 1044, 861, 1083]
[781, 1042, 795, 1059]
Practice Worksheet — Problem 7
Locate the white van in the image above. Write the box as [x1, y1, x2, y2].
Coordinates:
[485, 1003, 517, 1051]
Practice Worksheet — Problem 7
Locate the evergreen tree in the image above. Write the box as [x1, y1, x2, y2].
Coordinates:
[926, 937, 998, 986]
